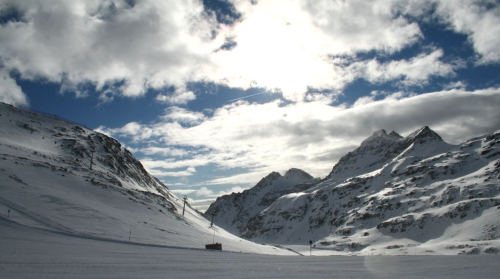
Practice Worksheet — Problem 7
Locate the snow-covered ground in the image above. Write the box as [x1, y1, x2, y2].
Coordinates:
[2, 216, 499, 279]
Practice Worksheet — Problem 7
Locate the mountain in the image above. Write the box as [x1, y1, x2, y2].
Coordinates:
[204, 168, 319, 235]
[0, 103, 293, 255]
[326, 127, 445, 182]
[208, 126, 500, 255]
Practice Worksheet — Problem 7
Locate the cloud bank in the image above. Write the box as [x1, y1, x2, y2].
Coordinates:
[100, 87, 500, 188]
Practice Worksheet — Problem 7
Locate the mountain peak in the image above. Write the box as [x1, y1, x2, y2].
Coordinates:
[267, 171, 282, 179]
[327, 126, 446, 181]
[254, 172, 282, 190]
[373, 129, 388, 137]
[284, 168, 313, 181]
[360, 129, 401, 147]
[406, 126, 443, 144]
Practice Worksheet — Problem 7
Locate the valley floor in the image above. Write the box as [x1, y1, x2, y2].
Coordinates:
[1, 217, 499, 279]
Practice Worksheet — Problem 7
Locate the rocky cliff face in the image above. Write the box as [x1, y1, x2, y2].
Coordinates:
[209, 126, 500, 255]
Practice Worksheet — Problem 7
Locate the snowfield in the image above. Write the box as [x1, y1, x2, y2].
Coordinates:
[2, 217, 499, 279]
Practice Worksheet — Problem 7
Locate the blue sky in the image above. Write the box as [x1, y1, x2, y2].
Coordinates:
[1, 0, 500, 211]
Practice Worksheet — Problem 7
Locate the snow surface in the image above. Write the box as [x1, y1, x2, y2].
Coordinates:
[2, 217, 500, 279]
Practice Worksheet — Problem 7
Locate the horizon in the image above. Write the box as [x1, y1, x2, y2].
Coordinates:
[1, 0, 500, 211]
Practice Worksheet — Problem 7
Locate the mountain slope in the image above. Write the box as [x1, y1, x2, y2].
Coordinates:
[210, 126, 500, 255]
[0, 103, 293, 255]
[205, 168, 319, 235]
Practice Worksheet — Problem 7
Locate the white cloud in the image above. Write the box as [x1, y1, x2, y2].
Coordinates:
[444, 81, 467, 90]
[140, 156, 210, 170]
[435, 0, 500, 64]
[147, 166, 196, 178]
[137, 146, 190, 157]
[160, 106, 206, 126]
[156, 90, 196, 105]
[206, 0, 427, 100]
[2, 0, 488, 103]
[170, 189, 196, 195]
[0, 69, 28, 106]
[119, 122, 144, 136]
[196, 187, 214, 197]
[301, 0, 423, 53]
[352, 49, 460, 86]
[353, 96, 376, 107]
[203, 169, 272, 187]
[0, 0, 217, 97]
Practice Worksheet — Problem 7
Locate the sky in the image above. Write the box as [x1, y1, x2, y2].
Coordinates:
[1, 0, 500, 211]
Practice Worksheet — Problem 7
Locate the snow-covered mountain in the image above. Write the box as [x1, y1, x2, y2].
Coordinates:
[0, 103, 293, 255]
[207, 126, 500, 255]
[204, 168, 319, 235]
[326, 127, 447, 182]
